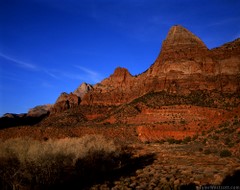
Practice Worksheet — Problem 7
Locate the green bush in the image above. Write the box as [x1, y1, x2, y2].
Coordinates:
[220, 150, 232, 157]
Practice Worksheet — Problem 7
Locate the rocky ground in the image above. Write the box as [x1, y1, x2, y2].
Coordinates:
[0, 110, 239, 189]
[0, 123, 239, 189]
[90, 143, 240, 190]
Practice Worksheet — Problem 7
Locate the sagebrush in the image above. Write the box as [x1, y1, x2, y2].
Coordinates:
[0, 135, 123, 190]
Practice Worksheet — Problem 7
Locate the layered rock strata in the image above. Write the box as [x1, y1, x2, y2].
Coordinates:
[82, 25, 240, 105]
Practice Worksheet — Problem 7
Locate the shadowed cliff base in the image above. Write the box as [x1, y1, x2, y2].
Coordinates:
[221, 170, 240, 186]
[0, 113, 49, 129]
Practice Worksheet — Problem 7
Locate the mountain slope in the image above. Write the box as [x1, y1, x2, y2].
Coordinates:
[1, 25, 240, 129]
[81, 25, 240, 106]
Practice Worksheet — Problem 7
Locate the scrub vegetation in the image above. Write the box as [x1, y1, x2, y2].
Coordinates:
[0, 135, 131, 190]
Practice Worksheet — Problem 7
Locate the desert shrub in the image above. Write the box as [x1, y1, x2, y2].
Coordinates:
[183, 136, 192, 144]
[224, 137, 231, 146]
[220, 150, 232, 157]
[192, 134, 198, 141]
[202, 138, 207, 144]
[212, 135, 219, 140]
[218, 121, 230, 128]
[175, 139, 182, 144]
[0, 135, 120, 189]
[227, 128, 236, 134]
[207, 127, 214, 133]
[204, 149, 212, 155]
[157, 139, 165, 144]
[166, 138, 182, 144]
[167, 138, 176, 144]
[188, 90, 214, 107]
[180, 119, 187, 125]
[233, 116, 240, 126]
[227, 143, 235, 148]
[215, 129, 222, 134]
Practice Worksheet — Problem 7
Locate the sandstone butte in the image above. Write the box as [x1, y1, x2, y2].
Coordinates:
[1, 25, 240, 140]
[52, 24, 239, 110]
[1, 25, 240, 189]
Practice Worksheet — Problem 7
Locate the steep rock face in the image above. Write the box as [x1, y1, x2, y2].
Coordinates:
[163, 25, 208, 56]
[73, 83, 93, 98]
[150, 25, 240, 76]
[51, 82, 93, 114]
[51, 92, 80, 113]
[81, 25, 240, 106]
[82, 67, 137, 105]
[27, 104, 52, 117]
[101, 67, 133, 86]
[211, 38, 240, 75]
[148, 25, 213, 76]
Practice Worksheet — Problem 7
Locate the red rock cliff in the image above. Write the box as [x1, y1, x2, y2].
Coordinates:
[80, 25, 240, 105]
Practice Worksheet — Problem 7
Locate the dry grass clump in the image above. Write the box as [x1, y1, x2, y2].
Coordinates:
[0, 135, 121, 190]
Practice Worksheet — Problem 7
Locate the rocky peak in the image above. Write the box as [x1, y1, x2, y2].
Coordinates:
[81, 67, 134, 105]
[211, 38, 240, 75]
[55, 92, 69, 103]
[162, 25, 208, 50]
[159, 25, 209, 62]
[211, 38, 240, 58]
[73, 82, 93, 98]
[51, 82, 93, 114]
[112, 67, 132, 78]
[148, 25, 210, 75]
[27, 104, 52, 117]
[51, 92, 80, 114]
[101, 67, 133, 86]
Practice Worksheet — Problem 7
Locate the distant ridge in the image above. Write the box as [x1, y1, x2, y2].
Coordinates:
[1, 25, 239, 126]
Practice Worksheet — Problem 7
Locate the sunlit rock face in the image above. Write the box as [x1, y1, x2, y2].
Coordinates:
[149, 25, 209, 75]
[51, 92, 80, 114]
[50, 83, 93, 114]
[81, 25, 240, 105]
[2, 25, 240, 128]
[73, 82, 93, 98]
[27, 104, 52, 117]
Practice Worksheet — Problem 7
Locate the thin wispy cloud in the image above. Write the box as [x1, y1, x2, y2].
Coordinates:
[0, 52, 62, 80]
[41, 82, 54, 88]
[43, 70, 60, 79]
[208, 17, 240, 27]
[74, 65, 102, 83]
[0, 52, 103, 83]
[75, 65, 98, 76]
[62, 72, 85, 81]
[0, 52, 38, 70]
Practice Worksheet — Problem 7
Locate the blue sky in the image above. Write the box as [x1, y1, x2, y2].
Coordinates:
[0, 0, 240, 116]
